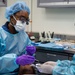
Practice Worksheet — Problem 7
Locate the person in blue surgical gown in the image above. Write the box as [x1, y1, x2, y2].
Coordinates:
[0, 1, 36, 74]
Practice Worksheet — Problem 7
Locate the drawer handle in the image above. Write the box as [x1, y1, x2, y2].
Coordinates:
[47, 53, 56, 56]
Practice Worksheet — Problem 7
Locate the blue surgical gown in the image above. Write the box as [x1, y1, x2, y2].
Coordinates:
[53, 59, 75, 75]
[0, 22, 32, 74]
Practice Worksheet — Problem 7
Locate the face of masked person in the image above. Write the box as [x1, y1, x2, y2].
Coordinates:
[10, 11, 29, 32]
[13, 15, 26, 32]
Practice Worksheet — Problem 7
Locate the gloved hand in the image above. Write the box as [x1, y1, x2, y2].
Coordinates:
[36, 61, 56, 74]
[26, 46, 36, 56]
[16, 55, 35, 66]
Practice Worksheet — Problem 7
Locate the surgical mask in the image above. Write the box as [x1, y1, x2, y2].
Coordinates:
[13, 16, 26, 32]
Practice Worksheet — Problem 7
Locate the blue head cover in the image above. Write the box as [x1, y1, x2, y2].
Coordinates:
[5, 1, 30, 21]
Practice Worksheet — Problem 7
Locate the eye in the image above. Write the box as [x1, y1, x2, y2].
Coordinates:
[26, 18, 30, 25]
[26, 18, 29, 21]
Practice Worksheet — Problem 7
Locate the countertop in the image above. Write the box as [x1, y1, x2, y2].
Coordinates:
[35, 39, 75, 54]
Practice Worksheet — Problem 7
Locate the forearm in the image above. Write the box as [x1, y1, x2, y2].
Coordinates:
[36, 61, 57, 74]
[0, 53, 19, 73]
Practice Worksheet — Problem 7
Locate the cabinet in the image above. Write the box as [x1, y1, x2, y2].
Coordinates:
[39, 0, 67, 3]
[37, 0, 75, 8]
[69, 0, 75, 2]
[0, 0, 7, 7]
[35, 48, 73, 63]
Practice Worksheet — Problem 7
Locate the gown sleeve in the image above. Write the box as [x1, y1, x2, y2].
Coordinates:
[0, 35, 19, 73]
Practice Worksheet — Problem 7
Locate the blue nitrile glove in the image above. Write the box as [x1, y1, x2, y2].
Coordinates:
[26, 46, 36, 56]
[16, 55, 35, 66]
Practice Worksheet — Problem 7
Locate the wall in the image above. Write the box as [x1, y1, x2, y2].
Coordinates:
[0, 0, 75, 35]
[32, 0, 75, 35]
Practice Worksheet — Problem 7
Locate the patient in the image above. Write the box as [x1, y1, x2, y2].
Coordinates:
[18, 65, 36, 75]
[36, 55, 75, 75]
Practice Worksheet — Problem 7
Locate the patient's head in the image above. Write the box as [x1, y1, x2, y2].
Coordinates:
[18, 65, 36, 75]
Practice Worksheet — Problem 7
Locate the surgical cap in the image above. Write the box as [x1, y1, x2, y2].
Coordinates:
[5, 1, 30, 21]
